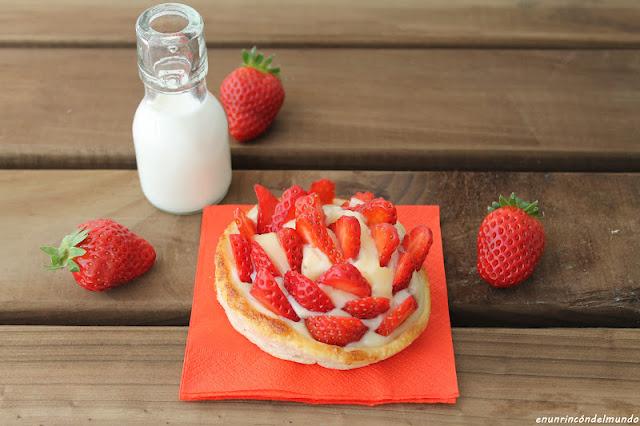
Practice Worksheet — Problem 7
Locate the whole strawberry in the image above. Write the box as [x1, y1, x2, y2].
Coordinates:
[220, 47, 285, 142]
[477, 193, 545, 288]
[41, 219, 156, 291]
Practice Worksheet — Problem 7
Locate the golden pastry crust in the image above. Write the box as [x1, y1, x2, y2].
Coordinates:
[215, 221, 431, 370]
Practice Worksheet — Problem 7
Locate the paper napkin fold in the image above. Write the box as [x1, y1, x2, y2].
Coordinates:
[179, 205, 458, 405]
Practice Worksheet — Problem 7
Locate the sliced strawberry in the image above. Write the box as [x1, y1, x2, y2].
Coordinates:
[233, 207, 256, 239]
[317, 263, 371, 297]
[402, 225, 433, 271]
[296, 213, 343, 264]
[341, 191, 375, 208]
[342, 297, 390, 319]
[371, 223, 399, 267]
[392, 226, 433, 293]
[254, 184, 278, 234]
[305, 315, 367, 346]
[309, 179, 335, 204]
[277, 227, 303, 272]
[375, 296, 418, 336]
[333, 216, 361, 260]
[392, 252, 415, 293]
[251, 269, 299, 321]
[270, 185, 307, 231]
[229, 234, 253, 283]
[295, 193, 325, 222]
[354, 198, 397, 225]
[250, 240, 281, 277]
[353, 191, 375, 202]
[283, 270, 334, 312]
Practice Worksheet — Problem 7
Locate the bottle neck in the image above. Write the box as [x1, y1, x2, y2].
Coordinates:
[143, 78, 208, 103]
[136, 3, 208, 95]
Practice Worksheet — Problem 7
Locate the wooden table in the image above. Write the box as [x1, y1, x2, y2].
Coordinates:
[1, 1, 639, 424]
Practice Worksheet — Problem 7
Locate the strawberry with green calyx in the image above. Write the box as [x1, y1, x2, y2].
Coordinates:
[477, 193, 545, 288]
[41, 219, 156, 292]
[220, 47, 285, 143]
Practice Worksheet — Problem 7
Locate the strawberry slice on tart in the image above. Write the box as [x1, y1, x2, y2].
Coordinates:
[308, 179, 335, 204]
[305, 315, 368, 347]
[250, 240, 282, 277]
[254, 184, 279, 234]
[342, 297, 390, 319]
[296, 212, 343, 264]
[270, 185, 307, 232]
[295, 193, 326, 223]
[317, 262, 371, 297]
[371, 222, 399, 267]
[332, 215, 361, 260]
[284, 270, 334, 313]
[233, 207, 256, 239]
[353, 198, 397, 225]
[229, 234, 253, 283]
[276, 227, 303, 273]
[375, 295, 418, 336]
[251, 268, 300, 321]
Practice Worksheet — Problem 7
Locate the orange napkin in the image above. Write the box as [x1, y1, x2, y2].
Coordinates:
[180, 205, 459, 405]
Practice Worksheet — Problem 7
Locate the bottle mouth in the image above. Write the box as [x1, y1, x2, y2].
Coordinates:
[136, 3, 202, 38]
[136, 3, 208, 92]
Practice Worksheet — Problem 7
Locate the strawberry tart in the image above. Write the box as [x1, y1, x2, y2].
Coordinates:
[215, 179, 433, 369]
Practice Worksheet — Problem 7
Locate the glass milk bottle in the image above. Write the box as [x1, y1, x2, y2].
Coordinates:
[133, 3, 231, 214]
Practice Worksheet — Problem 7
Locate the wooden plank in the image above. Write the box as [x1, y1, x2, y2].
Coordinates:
[2, 48, 640, 172]
[2, 0, 640, 48]
[1, 326, 638, 425]
[1, 170, 638, 326]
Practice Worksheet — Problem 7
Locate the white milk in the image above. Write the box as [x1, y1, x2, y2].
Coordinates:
[133, 3, 231, 214]
[132, 91, 231, 214]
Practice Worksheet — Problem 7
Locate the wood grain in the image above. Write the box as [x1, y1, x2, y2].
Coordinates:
[2, 48, 640, 172]
[2, 0, 640, 48]
[0, 326, 638, 425]
[2, 170, 638, 326]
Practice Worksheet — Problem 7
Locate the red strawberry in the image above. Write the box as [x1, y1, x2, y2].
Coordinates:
[402, 225, 433, 271]
[375, 296, 418, 336]
[296, 213, 343, 264]
[342, 297, 390, 319]
[254, 184, 278, 234]
[305, 315, 367, 346]
[371, 223, 399, 267]
[277, 227, 303, 272]
[233, 207, 256, 239]
[250, 269, 299, 321]
[250, 241, 281, 277]
[392, 225, 433, 293]
[333, 216, 361, 260]
[283, 270, 334, 313]
[295, 193, 325, 222]
[477, 193, 545, 288]
[229, 234, 253, 283]
[392, 252, 415, 293]
[41, 219, 155, 292]
[309, 179, 335, 204]
[353, 192, 375, 202]
[270, 185, 307, 231]
[354, 198, 397, 225]
[220, 47, 285, 142]
[317, 263, 371, 297]
[341, 191, 375, 208]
